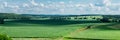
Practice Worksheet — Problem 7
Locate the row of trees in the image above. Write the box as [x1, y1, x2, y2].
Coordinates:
[51, 17, 100, 20]
[55, 15, 120, 23]
[100, 15, 120, 22]
[1, 13, 120, 24]
[0, 13, 31, 24]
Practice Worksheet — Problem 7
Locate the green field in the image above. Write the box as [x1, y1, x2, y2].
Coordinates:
[0, 20, 120, 40]
[0, 20, 91, 38]
[65, 23, 120, 40]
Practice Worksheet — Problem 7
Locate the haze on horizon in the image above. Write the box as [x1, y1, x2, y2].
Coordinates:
[0, 0, 120, 15]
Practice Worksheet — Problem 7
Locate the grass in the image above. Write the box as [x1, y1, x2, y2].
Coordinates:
[0, 20, 88, 38]
[0, 19, 119, 40]
[66, 23, 120, 40]
[12, 38, 54, 40]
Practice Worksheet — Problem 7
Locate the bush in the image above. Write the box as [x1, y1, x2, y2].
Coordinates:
[92, 17, 96, 19]
[83, 17, 87, 19]
[0, 34, 12, 40]
[0, 19, 4, 24]
[100, 18, 110, 22]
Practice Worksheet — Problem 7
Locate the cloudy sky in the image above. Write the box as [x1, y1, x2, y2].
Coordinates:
[0, 0, 120, 15]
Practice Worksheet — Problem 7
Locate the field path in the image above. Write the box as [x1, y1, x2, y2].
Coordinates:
[57, 25, 92, 40]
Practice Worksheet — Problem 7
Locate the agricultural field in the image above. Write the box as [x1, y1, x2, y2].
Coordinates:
[0, 0, 120, 40]
[0, 14, 120, 40]
[65, 23, 120, 40]
[1, 19, 119, 40]
[0, 20, 90, 39]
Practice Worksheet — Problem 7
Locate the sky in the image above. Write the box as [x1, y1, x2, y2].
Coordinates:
[0, 0, 120, 15]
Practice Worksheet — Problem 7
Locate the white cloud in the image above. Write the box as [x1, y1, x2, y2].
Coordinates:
[47, 1, 51, 3]
[29, 0, 38, 6]
[75, 4, 81, 7]
[69, 1, 73, 3]
[105, 7, 111, 12]
[3, 2, 8, 7]
[0, 0, 120, 15]
[8, 5, 20, 13]
[59, 1, 65, 5]
[8, 5, 19, 9]
[0, 4, 4, 9]
[94, 0, 111, 7]
[59, 9, 65, 13]
[40, 3, 44, 7]
[89, 3, 95, 8]
[23, 3, 30, 8]
[103, 0, 111, 6]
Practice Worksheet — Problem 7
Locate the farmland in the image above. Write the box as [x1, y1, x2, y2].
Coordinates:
[0, 13, 120, 40]
[65, 23, 120, 40]
[1, 19, 119, 40]
[0, 20, 92, 39]
[0, 20, 83, 37]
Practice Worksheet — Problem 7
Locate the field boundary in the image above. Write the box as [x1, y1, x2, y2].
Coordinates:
[57, 25, 92, 40]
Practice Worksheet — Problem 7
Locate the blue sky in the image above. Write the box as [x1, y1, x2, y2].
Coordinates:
[0, 0, 120, 15]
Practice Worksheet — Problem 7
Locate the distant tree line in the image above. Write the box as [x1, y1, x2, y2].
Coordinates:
[50, 15, 120, 23]
[100, 15, 120, 22]
[0, 13, 31, 24]
[1, 13, 120, 24]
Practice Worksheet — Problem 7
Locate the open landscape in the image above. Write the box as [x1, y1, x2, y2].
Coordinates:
[0, 13, 120, 40]
[0, 0, 120, 40]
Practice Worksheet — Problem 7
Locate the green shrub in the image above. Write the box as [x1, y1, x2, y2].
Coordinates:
[0, 19, 4, 24]
[0, 34, 12, 40]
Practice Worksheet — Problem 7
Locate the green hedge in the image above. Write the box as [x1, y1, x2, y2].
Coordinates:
[0, 34, 12, 40]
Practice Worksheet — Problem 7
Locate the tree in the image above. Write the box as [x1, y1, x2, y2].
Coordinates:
[0, 34, 12, 40]
[92, 17, 96, 19]
[84, 17, 87, 19]
[100, 17, 110, 22]
[0, 13, 18, 24]
[0, 18, 4, 24]
[0, 13, 4, 24]
[119, 20, 120, 22]
[74, 17, 77, 19]
[79, 18, 82, 19]
[67, 18, 71, 19]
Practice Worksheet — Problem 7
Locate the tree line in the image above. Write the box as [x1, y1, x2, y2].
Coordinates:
[100, 15, 120, 22]
[0, 13, 31, 24]
[0, 13, 120, 24]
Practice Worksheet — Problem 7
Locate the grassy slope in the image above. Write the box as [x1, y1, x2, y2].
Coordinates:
[66, 23, 120, 40]
[1, 20, 119, 40]
[0, 21, 88, 38]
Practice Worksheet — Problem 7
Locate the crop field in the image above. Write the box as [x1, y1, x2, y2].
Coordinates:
[0, 21, 84, 37]
[65, 23, 120, 40]
[0, 20, 92, 39]
[0, 19, 120, 40]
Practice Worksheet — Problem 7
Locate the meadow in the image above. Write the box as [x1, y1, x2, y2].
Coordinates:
[65, 23, 120, 40]
[0, 20, 119, 40]
[0, 19, 120, 40]
[0, 20, 90, 38]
